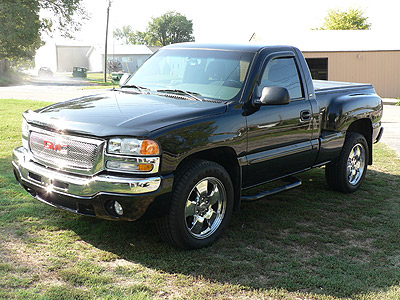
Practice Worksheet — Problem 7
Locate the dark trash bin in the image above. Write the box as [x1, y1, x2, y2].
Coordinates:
[72, 67, 87, 78]
[111, 73, 124, 83]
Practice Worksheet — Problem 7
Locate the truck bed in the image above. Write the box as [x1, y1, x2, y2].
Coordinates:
[313, 80, 374, 94]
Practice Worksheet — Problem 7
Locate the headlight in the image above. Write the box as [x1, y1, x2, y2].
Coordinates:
[107, 138, 160, 156]
[105, 137, 160, 173]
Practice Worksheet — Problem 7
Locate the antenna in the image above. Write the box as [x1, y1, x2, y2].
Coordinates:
[249, 32, 256, 42]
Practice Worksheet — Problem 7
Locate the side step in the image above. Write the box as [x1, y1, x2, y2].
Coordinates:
[241, 176, 302, 202]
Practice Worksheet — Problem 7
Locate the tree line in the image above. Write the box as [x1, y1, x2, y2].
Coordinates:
[314, 8, 371, 30]
[0, 3, 369, 76]
[0, 2, 194, 74]
[0, 0, 87, 72]
[114, 11, 194, 46]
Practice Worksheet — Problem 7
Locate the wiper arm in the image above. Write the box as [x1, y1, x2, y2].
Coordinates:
[121, 84, 150, 94]
[157, 89, 203, 101]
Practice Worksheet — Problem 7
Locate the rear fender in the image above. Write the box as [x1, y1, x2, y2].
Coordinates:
[323, 93, 383, 133]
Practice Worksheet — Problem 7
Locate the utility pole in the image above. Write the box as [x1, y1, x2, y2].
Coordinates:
[104, 0, 111, 83]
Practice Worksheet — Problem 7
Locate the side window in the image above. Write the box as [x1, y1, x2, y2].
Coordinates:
[258, 57, 304, 100]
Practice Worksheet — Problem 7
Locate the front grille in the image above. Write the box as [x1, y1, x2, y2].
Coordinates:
[29, 129, 105, 175]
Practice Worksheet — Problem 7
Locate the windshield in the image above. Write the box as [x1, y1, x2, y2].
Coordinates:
[125, 48, 254, 101]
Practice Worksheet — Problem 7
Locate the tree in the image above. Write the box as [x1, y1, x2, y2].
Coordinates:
[0, 1, 42, 62]
[147, 11, 195, 46]
[39, 0, 88, 39]
[315, 8, 371, 30]
[114, 25, 149, 45]
[0, 0, 87, 69]
[114, 11, 195, 46]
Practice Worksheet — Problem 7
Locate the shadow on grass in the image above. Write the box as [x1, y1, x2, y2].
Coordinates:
[2, 153, 400, 298]
[0, 75, 101, 88]
[54, 167, 400, 298]
[27, 76, 100, 87]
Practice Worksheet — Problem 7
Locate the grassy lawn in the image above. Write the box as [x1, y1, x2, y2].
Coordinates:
[0, 70, 28, 86]
[60, 72, 116, 88]
[86, 72, 115, 87]
[1, 99, 400, 299]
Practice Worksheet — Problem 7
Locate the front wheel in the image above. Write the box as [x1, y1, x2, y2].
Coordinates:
[156, 159, 234, 249]
[325, 132, 369, 193]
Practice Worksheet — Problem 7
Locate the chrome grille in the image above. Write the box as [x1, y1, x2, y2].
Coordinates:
[29, 129, 105, 175]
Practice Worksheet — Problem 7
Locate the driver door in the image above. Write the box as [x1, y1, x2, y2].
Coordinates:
[243, 52, 317, 187]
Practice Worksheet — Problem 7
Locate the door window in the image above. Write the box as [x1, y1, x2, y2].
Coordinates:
[258, 57, 304, 100]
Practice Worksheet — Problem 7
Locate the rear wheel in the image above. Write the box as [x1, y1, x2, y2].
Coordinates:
[156, 159, 234, 249]
[325, 132, 369, 193]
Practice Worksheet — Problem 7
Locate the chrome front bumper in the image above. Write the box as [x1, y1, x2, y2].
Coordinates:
[12, 146, 174, 221]
[13, 146, 161, 198]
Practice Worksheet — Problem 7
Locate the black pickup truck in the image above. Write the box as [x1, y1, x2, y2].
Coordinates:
[13, 43, 383, 249]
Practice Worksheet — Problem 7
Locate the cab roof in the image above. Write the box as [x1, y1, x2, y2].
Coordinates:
[164, 42, 295, 53]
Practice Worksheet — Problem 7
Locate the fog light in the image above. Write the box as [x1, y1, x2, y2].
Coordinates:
[106, 160, 140, 171]
[114, 201, 124, 216]
[106, 160, 154, 172]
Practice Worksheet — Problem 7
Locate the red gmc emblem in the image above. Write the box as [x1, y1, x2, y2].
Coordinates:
[44, 141, 68, 154]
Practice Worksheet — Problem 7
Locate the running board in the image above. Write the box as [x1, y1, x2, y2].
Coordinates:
[241, 176, 302, 202]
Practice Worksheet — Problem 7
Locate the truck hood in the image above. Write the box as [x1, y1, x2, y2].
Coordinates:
[24, 90, 227, 137]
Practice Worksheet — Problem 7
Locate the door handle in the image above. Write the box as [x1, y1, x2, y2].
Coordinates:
[300, 110, 312, 121]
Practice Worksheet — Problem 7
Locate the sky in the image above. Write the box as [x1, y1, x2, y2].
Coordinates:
[60, 0, 400, 45]
[37, 0, 400, 71]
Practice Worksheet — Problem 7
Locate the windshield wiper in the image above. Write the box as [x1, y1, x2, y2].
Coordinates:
[121, 84, 150, 94]
[156, 89, 203, 101]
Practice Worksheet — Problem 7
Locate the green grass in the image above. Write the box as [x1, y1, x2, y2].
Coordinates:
[0, 70, 28, 86]
[59, 73, 118, 90]
[86, 72, 115, 87]
[1, 98, 400, 299]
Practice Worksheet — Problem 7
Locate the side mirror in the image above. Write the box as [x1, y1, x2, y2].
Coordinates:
[253, 86, 290, 107]
[119, 73, 131, 88]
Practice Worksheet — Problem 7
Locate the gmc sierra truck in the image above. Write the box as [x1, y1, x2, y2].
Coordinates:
[13, 43, 383, 249]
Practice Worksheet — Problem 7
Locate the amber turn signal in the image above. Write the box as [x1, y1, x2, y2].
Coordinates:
[138, 164, 154, 171]
[140, 140, 160, 155]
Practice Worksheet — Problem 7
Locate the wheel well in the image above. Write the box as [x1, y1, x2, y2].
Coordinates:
[347, 118, 373, 165]
[177, 147, 241, 212]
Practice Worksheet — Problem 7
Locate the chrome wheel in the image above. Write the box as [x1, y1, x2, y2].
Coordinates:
[185, 177, 227, 239]
[156, 159, 234, 249]
[346, 143, 366, 186]
[325, 132, 369, 193]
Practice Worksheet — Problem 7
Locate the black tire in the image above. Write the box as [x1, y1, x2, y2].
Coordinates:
[156, 159, 234, 249]
[325, 132, 369, 193]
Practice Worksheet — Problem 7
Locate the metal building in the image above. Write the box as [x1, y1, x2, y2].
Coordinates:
[53, 44, 160, 74]
[304, 50, 400, 98]
[251, 30, 400, 98]
[102, 45, 160, 74]
[56, 45, 92, 72]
